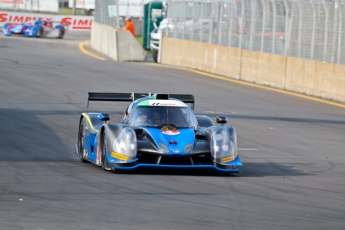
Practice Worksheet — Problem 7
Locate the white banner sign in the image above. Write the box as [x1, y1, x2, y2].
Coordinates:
[0, 0, 59, 13]
[68, 0, 94, 9]
[0, 11, 94, 30]
[67, 0, 145, 17]
[108, 5, 117, 18]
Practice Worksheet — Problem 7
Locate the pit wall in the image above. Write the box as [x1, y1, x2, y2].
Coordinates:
[161, 37, 345, 104]
[91, 21, 146, 62]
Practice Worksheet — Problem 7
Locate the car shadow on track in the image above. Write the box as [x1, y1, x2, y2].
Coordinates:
[107, 163, 308, 177]
[238, 162, 310, 177]
[111, 168, 242, 177]
[102, 162, 309, 177]
[0, 108, 80, 163]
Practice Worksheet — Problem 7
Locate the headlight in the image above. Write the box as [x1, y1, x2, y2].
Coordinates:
[215, 133, 224, 141]
[184, 143, 193, 153]
[112, 128, 137, 159]
[210, 129, 236, 162]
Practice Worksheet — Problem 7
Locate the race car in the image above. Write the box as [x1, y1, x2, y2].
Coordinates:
[75, 92, 243, 174]
[23, 20, 66, 39]
[2, 22, 35, 36]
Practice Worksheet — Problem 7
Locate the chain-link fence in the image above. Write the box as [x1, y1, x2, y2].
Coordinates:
[164, 0, 345, 65]
[94, 0, 145, 29]
[94, 0, 119, 28]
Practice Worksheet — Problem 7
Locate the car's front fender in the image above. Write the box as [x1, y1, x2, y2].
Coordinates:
[205, 126, 238, 164]
[102, 124, 138, 162]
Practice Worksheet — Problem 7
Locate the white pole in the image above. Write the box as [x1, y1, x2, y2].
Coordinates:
[72, 0, 76, 15]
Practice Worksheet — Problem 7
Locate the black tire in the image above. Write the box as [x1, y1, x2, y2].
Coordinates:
[38, 27, 44, 38]
[78, 119, 88, 163]
[152, 49, 158, 63]
[58, 28, 65, 39]
[101, 132, 110, 171]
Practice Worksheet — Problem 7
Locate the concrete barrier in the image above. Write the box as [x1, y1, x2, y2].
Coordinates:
[161, 37, 345, 104]
[161, 38, 241, 79]
[333, 65, 345, 102]
[285, 58, 345, 102]
[241, 50, 286, 88]
[91, 21, 146, 62]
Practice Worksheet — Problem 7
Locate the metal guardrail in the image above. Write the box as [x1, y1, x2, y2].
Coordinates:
[4, 0, 344, 65]
[163, 0, 345, 65]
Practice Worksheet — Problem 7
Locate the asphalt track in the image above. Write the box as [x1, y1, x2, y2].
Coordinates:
[0, 31, 345, 230]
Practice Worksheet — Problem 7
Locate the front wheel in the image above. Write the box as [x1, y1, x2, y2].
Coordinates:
[57, 28, 65, 39]
[101, 132, 111, 171]
[78, 118, 88, 163]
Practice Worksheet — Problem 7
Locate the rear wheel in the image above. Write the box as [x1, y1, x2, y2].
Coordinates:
[58, 27, 65, 39]
[38, 27, 44, 38]
[78, 119, 87, 163]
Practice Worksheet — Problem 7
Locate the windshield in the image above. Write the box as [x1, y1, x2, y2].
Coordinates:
[130, 106, 197, 128]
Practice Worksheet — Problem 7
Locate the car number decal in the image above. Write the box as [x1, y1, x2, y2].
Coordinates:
[138, 100, 187, 107]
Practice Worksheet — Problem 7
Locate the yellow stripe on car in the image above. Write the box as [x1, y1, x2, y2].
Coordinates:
[111, 152, 129, 161]
[82, 113, 96, 131]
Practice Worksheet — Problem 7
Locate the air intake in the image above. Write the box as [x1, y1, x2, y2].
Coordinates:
[155, 94, 169, 100]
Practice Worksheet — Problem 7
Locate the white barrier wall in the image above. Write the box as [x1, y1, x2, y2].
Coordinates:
[91, 21, 146, 62]
[0, 11, 93, 30]
[161, 37, 345, 104]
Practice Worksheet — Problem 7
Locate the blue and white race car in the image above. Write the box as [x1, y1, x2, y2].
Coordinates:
[76, 92, 243, 174]
[2, 22, 35, 36]
[23, 20, 66, 39]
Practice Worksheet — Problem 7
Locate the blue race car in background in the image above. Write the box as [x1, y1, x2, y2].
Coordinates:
[23, 20, 66, 39]
[76, 92, 243, 174]
[2, 22, 35, 36]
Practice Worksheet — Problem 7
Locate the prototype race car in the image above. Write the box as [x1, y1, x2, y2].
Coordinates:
[76, 92, 243, 173]
[2, 22, 35, 36]
[23, 20, 66, 38]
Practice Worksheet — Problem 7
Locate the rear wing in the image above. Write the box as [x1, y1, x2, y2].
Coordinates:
[86, 92, 195, 109]
[86, 92, 150, 107]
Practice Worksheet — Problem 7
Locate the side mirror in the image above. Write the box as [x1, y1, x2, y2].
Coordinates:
[98, 113, 110, 122]
[216, 116, 227, 125]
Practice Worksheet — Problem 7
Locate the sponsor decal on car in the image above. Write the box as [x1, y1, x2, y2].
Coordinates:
[162, 129, 180, 135]
[96, 145, 100, 164]
[138, 100, 187, 107]
[221, 155, 235, 163]
[83, 150, 88, 158]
